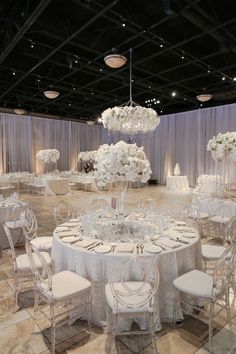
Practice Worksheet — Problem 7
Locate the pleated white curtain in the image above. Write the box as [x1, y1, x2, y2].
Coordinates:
[0, 103, 236, 185]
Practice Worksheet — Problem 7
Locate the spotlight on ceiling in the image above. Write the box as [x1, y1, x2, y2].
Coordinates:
[43, 90, 60, 99]
[104, 54, 127, 68]
[14, 108, 27, 115]
[196, 94, 213, 102]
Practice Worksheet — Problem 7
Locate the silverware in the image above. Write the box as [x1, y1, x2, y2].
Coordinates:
[140, 244, 144, 254]
[170, 237, 189, 245]
[136, 245, 139, 254]
[86, 242, 102, 250]
[111, 245, 116, 252]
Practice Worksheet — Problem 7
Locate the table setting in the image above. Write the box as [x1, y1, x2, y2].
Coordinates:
[52, 206, 202, 329]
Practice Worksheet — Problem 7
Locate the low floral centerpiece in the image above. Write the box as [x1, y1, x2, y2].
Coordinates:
[36, 149, 60, 164]
[94, 141, 152, 188]
[78, 150, 97, 173]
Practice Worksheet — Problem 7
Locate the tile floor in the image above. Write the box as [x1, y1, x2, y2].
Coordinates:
[0, 186, 236, 354]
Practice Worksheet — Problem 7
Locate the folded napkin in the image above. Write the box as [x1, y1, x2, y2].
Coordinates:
[94, 245, 112, 254]
[61, 222, 81, 227]
[74, 239, 98, 248]
[56, 226, 69, 232]
[69, 218, 80, 222]
[174, 226, 194, 232]
[174, 220, 186, 226]
[61, 236, 81, 243]
[116, 243, 135, 253]
[158, 238, 181, 249]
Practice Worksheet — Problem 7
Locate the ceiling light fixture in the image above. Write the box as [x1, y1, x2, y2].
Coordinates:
[171, 91, 176, 97]
[43, 90, 60, 99]
[196, 94, 213, 102]
[101, 48, 160, 135]
[222, 76, 226, 81]
[104, 53, 127, 68]
[14, 108, 27, 115]
[233, 77, 236, 81]
[87, 120, 95, 126]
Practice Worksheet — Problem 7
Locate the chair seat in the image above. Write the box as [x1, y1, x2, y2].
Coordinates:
[105, 281, 152, 314]
[208, 216, 230, 223]
[5, 219, 25, 229]
[173, 270, 221, 298]
[16, 252, 51, 270]
[199, 212, 209, 219]
[30, 236, 53, 251]
[41, 270, 91, 302]
[202, 244, 227, 260]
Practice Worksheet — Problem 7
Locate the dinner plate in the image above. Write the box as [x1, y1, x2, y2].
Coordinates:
[174, 220, 186, 226]
[144, 243, 162, 254]
[181, 232, 196, 238]
[94, 245, 112, 254]
[56, 226, 69, 231]
[61, 236, 81, 243]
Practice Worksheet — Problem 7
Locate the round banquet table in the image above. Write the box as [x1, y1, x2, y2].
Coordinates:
[52, 219, 202, 330]
[0, 199, 26, 250]
[166, 176, 189, 191]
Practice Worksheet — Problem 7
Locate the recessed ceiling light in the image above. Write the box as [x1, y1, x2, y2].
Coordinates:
[122, 23, 126, 27]
[43, 90, 60, 99]
[104, 54, 127, 68]
[207, 70, 211, 73]
[196, 94, 213, 102]
[222, 76, 226, 81]
[12, 71, 16, 76]
[97, 117, 102, 123]
[200, 103, 203, 107]
[160, 44, 163, 48]
[181, 56, 185, 59]
[160, 110, 163, 114]
[171, 91, 176, 97]
[233, 77, 236, 81]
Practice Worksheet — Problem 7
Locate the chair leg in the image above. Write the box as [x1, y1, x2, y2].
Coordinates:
[13, 274, 19, 312]
[225, 286, 232, 328]
[208, 300, 215, 354]
[172, 292, 178, 328]
[87, 295, 92, 333]
[150, 312, 158, 354]
[50, 305, 56, 354]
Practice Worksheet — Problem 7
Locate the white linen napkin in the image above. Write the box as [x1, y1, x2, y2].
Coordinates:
[116, 243, 135, 253]
[74, 239, 98, 248]
[158, 238, 181, 249]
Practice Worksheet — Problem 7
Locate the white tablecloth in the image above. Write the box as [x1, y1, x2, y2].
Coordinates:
[0, 201, 26, 249]
[44, 178, 70, 196]
[166, 176, 189, 191]
[52, 227, 201, 329]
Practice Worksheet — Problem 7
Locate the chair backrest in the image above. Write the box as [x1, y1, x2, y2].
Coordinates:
[181, 205, 200, 229]
[22, 208, 38, 242]
[212, 242, 236, 295]
[25, 242, 52, 294]
[3, 223, 17, 262]
[87, 198, 110, 214]
[109, 256, 159, 309]
[53, 200, 74, 226]
[226, 215, 236, 244]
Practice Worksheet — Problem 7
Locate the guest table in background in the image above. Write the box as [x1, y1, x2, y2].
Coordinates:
[166, 176, 189, 191]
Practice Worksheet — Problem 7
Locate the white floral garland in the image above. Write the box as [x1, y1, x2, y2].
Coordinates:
[36, 149, 60, 164]
[207, 132, 236, 161]
[94, 141, 152, 187]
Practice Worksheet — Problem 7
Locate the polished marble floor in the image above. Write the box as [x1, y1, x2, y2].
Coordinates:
[0, 186, 236, 354]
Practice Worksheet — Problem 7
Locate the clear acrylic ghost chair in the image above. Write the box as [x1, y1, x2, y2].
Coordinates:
[181, 205, 200, 232]
[22, 207, 53, 252]
[173, 243, 236, 354]
[26, 242, 91, 354]
[3, 223, 51, 312]
[53, 200, 75, 226]
[207, 198, 230, 240]
[202, 215, 236, 272]
[105, 256, 160, 354]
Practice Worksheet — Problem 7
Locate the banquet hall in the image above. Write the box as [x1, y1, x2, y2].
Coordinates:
[0, 0, 236, 353]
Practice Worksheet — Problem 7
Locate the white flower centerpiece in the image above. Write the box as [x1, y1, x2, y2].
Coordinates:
[36, 149, 60, 164]
[78, 150, 97, 173]
[94, 141, 152, 188]
[207, 132, 236, 161]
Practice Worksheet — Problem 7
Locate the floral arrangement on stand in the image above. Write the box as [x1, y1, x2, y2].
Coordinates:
[36, 149, 60, 164]
[207, 132, 236, 161]
[78, 151, 97, 173]
[94, 141, 152, 188]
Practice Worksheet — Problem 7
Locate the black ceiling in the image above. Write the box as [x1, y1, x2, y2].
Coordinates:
[0, 0, 236, 122]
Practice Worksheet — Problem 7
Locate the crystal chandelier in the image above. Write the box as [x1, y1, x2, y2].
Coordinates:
[101, 49, 160, 135]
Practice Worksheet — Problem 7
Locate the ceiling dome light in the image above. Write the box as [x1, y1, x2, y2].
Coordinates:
[104, 54, 127, 68]
[14, 108, 27, 115]
[87, 120, 95, 126]
[43, 90, 60, 99]
[196, 94, 213, 102]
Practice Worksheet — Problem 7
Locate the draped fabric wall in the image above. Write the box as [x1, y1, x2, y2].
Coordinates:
[0, 103, 236, 185]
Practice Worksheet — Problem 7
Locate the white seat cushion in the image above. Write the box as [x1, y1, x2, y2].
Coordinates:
[199, 212, 209, 219]
[16, 252, 51, 270]
[208, 216, 230, 223]
[105, 281, 152, 313]
[202, 244, 227, 260]
[5, 219, 25, 229]
[173, 270, 220, 298]
[30, 237, 53, 251]
[42, 271, 91, 302]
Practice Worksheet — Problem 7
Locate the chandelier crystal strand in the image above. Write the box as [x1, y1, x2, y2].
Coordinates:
[101, 48, 160, 135]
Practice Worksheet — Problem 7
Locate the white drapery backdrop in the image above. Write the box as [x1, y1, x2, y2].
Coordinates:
[0, 103, 236, 185]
